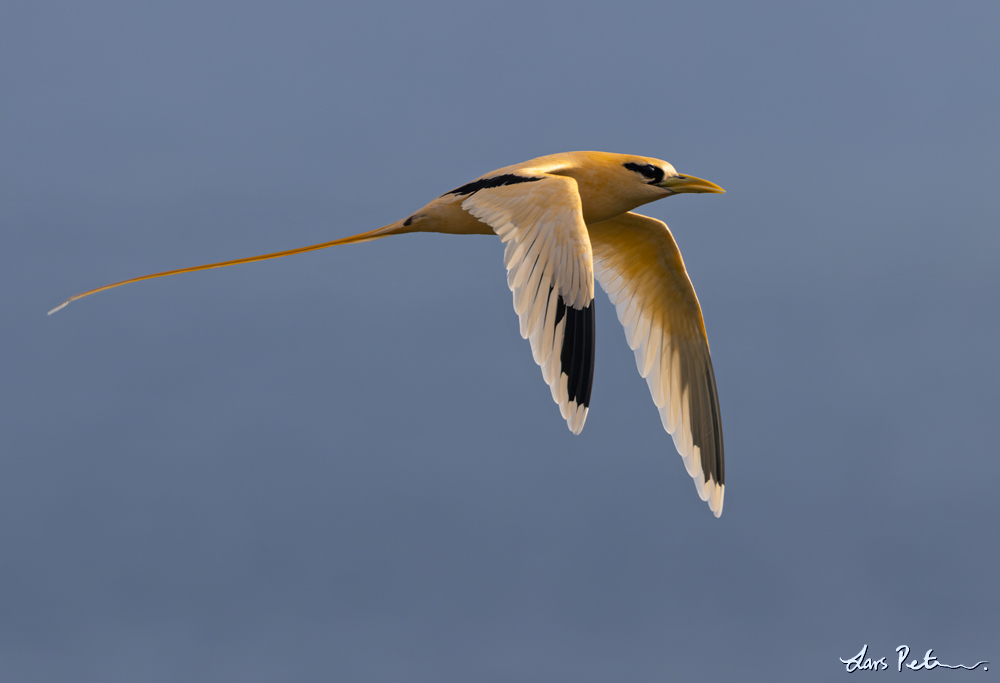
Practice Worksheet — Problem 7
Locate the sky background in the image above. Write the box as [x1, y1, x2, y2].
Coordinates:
[2, 1, 998, 681]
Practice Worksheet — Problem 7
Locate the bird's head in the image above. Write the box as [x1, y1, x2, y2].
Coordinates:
[532, 151, 725, 223]
[621, 157, 726, 198]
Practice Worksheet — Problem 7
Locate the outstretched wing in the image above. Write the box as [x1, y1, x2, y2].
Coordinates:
[588, 212, 724, 516]
[456, 174, 595, 434]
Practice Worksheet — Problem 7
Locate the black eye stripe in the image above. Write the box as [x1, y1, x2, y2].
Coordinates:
[623, 162, 664, 184]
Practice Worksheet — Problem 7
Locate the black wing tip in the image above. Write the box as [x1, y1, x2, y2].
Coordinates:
[557, 296, 596, 408]
[699, 356, 725, 486]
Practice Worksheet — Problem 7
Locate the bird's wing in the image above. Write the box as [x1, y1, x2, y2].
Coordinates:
[588, 211, 724, 516]
[457, 173, 595, 434]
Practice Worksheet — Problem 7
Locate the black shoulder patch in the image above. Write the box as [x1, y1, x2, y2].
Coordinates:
[623, 162, 665, 185]
[443, 173, 543, 197]
[555, 295, 596, 408]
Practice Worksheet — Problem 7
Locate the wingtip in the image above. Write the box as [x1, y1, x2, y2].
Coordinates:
[709, 481, 725, 518]
[565, 402, 588, 435]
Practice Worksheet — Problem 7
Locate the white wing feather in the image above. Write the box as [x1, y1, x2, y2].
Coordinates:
[460, 175, 595, 434]
[589, 212, 725, 516]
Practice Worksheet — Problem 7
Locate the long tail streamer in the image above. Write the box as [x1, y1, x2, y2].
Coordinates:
[48, 226, 393, 315]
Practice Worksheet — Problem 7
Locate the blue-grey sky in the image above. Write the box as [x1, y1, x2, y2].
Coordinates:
[3, 1, 998, 681]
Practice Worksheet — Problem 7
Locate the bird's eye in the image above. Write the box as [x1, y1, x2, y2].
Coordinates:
[623, 162, 664, 184]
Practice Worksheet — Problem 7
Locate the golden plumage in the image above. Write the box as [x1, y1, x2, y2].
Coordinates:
[50, 151, 727, 516]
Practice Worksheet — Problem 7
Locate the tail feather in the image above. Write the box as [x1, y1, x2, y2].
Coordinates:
[48, 222, 402, 314]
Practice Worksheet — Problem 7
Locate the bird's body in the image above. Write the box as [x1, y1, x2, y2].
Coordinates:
[399, 152, 673, 233]
[51, 151, 728, 516]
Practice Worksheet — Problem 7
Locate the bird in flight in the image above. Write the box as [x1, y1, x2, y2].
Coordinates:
[50, 151, 727, 516]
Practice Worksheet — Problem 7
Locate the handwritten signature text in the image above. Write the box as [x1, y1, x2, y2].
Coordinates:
[840, 644, 988, 673]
